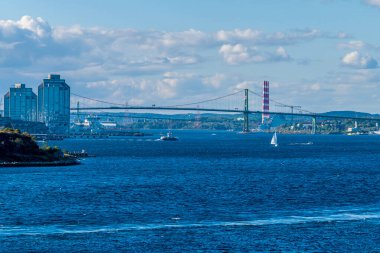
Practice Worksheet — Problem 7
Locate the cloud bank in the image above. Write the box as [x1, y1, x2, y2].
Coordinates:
[0, 15, 376, 112]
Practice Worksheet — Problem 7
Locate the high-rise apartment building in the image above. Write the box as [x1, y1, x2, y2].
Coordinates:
[4, 83, 37, 121]
[38, 74, 70, 135]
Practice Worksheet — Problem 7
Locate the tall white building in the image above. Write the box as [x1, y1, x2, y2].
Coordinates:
[38, 74, 70, 135]
[4, 83, 37, 121]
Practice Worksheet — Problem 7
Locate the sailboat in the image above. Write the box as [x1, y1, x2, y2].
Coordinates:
[271, 132, 278, 147]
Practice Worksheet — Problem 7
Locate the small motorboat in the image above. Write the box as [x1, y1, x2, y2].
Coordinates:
[160, 131, 178, 141]
[67, 149, 96, 158]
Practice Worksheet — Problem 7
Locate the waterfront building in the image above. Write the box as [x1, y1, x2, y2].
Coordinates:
[3, 83, 37, 121]
[0, 98, 3, 117]
[38, 74, 70, 135]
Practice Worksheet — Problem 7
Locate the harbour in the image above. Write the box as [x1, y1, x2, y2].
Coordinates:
[1, 130, 379, 251]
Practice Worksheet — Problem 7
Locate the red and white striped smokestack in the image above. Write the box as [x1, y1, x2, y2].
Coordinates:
[262, 80, 270, 124]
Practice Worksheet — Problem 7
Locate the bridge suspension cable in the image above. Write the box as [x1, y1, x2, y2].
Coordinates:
[72, 90, 244, 109]
[71, 92, 126, 106]
[163, 90, 244, 108]
[248, 89, 315, 115]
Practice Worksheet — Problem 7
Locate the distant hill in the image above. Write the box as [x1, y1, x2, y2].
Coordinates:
[321, 111, 380, 118]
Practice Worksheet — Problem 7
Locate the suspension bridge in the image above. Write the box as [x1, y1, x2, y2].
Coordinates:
[70, 84, 380, 133]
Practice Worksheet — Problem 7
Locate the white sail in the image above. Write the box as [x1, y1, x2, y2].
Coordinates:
[271, 132, 278, 146]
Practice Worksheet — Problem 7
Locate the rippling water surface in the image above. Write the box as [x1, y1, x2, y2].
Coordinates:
[1, 131, 379, 252]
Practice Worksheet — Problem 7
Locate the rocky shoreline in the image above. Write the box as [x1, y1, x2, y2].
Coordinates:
[0, 128, 82, 167]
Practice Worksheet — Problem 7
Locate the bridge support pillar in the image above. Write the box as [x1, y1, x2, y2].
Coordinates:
[311, 116, 316, 135]
[243, 89, 249, 133]
[76, 101, 80, 122]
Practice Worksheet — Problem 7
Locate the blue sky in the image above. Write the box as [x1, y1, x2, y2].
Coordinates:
[1, 0, 380, 113]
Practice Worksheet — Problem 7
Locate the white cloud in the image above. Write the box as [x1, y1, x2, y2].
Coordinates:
[364, 0, 380, 7]
[219, 44, 291, 64]
[156, 79, 178, 99]
[159, 29, 208, 48]
[0, 15, 51, 39]
[166, 56, 199, 65]
[16, 16, 51, 38]
[202, 74, 226, 88]
[215, 28, 333, 46]
[342, 51, 360, 65]
[341, 51, 378, 69]
[234, 81, 252, 90]
[338, 40, 365, 50]
[360, 56, 378, 69]
[162, 72, 195, 79]
[275, 47, 290, 60]
[216, 29, 261, 42]
[219, 44, 250, 64]
[310, 83, 321, 91]
[265, 29, 321, 45]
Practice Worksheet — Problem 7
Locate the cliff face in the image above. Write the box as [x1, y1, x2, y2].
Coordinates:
[0, 129, 63, 162]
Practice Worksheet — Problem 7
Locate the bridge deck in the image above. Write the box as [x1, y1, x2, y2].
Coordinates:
[70, 106, 380, 121]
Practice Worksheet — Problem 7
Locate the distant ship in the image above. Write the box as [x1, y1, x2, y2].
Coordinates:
[160, 131, 178, 141]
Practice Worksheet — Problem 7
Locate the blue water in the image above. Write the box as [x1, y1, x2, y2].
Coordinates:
[1, 131, 380, 252]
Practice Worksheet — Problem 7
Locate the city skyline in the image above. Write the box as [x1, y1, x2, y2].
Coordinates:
[2, 74, 70, 134]
[1, 1, 380, 113]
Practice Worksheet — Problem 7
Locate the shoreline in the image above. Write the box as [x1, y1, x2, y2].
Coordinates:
[0, 159, 80, 167]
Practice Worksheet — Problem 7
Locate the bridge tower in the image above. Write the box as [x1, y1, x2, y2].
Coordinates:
[76, 101, 80, 123]
[262, 81, 270, 124]
[243, 89, 249, 133]
[311, 116, 316, 135]
[194, 105, 201, 129]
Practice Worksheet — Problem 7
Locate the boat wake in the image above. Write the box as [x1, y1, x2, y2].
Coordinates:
[1, 210, 379, 236]
[289, 142, 313, 146]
